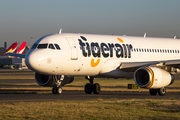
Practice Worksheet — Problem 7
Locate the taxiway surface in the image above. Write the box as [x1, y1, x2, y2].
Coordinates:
[0, 91, 179, 103]
[0, 69, 180, 102]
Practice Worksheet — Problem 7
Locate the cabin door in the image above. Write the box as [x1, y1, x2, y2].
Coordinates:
[66, 37, 78, 60]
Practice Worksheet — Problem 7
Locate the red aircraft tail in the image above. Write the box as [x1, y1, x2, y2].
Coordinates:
[2, 42, 18, 56]
[16, 42, 27, 54]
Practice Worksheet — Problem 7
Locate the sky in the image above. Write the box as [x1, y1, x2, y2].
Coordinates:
[0, 0, 180, 47]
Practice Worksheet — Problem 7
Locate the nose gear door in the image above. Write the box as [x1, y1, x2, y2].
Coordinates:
[66, 37, 78, 60]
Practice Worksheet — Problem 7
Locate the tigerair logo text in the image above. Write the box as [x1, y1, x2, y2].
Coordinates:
[78, 36, 133, 67]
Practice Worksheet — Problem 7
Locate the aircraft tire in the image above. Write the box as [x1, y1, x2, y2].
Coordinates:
[149, 89, 157, 95]
[52, 87, 62, 94]
[56, 87, 62, 94]
[92, 83, 100, 94]
[85, 83, 93, 94]
[158, 87, 166, 96]
[52, 87, 57, 94]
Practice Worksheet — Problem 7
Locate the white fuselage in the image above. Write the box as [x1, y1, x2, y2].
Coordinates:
[25, 33, 180, 78]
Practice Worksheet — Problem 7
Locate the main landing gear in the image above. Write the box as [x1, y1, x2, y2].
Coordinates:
[52, 75, 64, 94]
[149, 87, 166, 96]
[85, 76, 101, 94]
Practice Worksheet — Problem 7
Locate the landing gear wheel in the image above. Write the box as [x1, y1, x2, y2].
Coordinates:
[149, 89, 157, 95]
[56, 87, 62, 94]
[85, 83, 93, 94]
[92, 83, 100, 94]
[52, 87, 57, 94]
[52, 87, 62, 94]
[158, 87, 166, 96]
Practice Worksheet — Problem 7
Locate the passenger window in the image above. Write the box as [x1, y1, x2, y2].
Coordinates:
[142, 49, 143, 52]
[147, 49, 149, 52]
[54, 44, 61, 50]
[149, 49, 151, 52]
[48, 44, 55, 49]
[139, 48, 141, 52]
[134, 48, 136, 52]
[144, 49, 146, 52]
[157, 49, 159, 52]
[37, 44, 48, 49]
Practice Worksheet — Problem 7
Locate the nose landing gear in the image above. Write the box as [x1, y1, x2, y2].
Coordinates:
[52, 75, 64, 94]
[85, 76, 101, 94]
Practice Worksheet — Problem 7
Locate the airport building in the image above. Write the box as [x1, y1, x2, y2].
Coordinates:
[0, 43, 30, 69]
[0, 57, 27, 69]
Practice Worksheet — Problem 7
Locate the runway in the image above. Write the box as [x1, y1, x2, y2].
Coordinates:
[0, 91, 179, 103]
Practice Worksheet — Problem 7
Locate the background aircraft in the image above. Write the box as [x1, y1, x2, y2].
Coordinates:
[2, 42, 27, 58]
[2, 42, 18, 56]
[16, 42, 27, 54]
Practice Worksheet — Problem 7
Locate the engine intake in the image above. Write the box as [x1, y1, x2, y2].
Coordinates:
[35, 73, 74, 87]
[134, 66, 174, 89]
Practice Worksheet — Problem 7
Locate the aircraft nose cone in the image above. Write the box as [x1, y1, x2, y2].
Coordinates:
[25, 51, 42, 72]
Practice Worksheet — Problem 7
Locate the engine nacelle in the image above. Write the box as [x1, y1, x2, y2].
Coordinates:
[134, 66, 174, 89]
[35, 73, 74, 87]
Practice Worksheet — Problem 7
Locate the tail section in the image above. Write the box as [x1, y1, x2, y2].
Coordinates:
[2, 42, 18, 56]
[16, 42, 27, 54]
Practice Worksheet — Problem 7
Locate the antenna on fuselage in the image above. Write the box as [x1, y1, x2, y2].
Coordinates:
[59, 28, 62, 34]
[144, 33, 146, 38]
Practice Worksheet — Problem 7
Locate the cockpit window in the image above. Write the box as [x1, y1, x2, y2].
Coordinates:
[31, 43, 38, 49]
[54, 44, 61, 50]
[37, 44, 48, 49]
[48, 44, 55, 49]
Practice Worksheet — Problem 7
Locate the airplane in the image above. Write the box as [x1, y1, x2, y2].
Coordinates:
[2, 42, 27, 58]
[16, 42, 27, 54]
[6, 32, 180, 96]
[2, 42, 18, 56]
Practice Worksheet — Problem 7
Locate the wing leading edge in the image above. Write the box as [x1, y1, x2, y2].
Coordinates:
[119, 60, 180, 72]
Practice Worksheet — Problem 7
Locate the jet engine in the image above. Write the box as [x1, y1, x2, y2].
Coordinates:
[134, 66, 174, 89]
[35, 73, 74, 87]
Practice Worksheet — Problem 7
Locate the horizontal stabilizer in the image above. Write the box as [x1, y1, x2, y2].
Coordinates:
[4, 53, 26, 58]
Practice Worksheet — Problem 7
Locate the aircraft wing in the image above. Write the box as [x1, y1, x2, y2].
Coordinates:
[4, 53, 26, 58]
[119, 60, 180, 72]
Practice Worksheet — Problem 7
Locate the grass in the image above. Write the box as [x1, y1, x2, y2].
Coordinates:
[0, 99, 180, 120]
[0, 71, 180, 119]
[0, 75, 34, 79]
